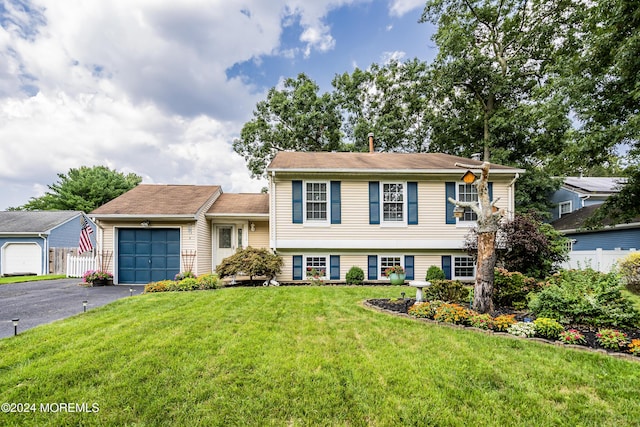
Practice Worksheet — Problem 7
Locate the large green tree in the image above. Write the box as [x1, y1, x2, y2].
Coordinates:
[233, 74, 342, 178]
[12, 166, 141, 212]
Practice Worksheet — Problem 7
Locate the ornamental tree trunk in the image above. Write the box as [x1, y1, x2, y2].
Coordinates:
[474, 231, 497, 313]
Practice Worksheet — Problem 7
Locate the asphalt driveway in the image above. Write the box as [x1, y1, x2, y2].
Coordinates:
[0, 279, 146, 339]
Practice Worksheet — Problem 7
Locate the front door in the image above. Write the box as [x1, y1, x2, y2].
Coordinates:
[214, 225, 236, 269]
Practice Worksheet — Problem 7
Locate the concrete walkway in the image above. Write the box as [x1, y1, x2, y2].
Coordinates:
[0, 279, 145, 339]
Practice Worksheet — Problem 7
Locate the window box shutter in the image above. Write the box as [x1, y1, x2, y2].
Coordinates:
[445, 182, 456, 224]
[404, 255, 414, 280]
[331, 181, 341, 224]
[408, 182, 418, 225]
[368, 255, 378, 280]
[293, 255, 303, 280]
[369, 182, 380, 224]
[330, 255, 340, 280]
[442, 255, 452, 280]
[488, 182, 493, 201]
[292, 181, 303, 224]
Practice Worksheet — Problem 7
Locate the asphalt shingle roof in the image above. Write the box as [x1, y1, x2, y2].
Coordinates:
[563, 177, 626, 194]
[91, 185, 221, 216]
[208, 193, 269, 215]
[0, 211, 82, 233]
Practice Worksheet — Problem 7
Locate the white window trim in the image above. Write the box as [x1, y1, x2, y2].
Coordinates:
[452, 256, 476, 281]
[559, 201, 572, 217]
[303, 180, 330, 226]
[380, 182, 407, 227]
[305, 254, 329, 279]
[379, 255, 404, 280]
[456, 183, 478, 228]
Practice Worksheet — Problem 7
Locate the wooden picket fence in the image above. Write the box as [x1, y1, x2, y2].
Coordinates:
[66, 255, 98, 278]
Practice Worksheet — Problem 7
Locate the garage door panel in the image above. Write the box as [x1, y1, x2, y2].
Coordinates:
[118, 228, 180, 284]
[4, 243, 42, 275]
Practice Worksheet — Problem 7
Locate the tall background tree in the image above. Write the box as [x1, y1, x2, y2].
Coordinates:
[11, 166, 142, 212]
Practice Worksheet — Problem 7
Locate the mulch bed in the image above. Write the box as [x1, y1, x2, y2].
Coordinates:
[366, 298, 640, 360]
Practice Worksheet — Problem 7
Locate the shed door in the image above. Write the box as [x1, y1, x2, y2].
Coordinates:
[3, 243, 42, 275]
[118, 229, 180, 284]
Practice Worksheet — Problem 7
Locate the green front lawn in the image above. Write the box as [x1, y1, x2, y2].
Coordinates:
[0, 275, 66, 285]
[1, 286, 638, 426]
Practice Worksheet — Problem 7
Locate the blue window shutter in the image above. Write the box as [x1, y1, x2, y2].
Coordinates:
[331, 181, 341, 224]
[293, 255, 303, 280]
[368, 255, 378, 280]
[330, 255, 340, 280]
[292, 181, 303, 224]
[442, 255, 452, 280]
[369, 182, 380, 224]
[404, 256, 415, 280]
[408, 182, 418, 225]
[488, 182, 493, 201]
[445, 182, 456, 224]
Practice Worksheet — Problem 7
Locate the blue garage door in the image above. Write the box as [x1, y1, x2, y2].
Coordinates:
[118, 229, 180, 284]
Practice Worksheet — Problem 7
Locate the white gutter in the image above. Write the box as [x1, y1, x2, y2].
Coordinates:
[267, 167, 526, 175]
[558, 221, 640, 235]
[89, 214, 197, 220]
[270, 170, 277, 251]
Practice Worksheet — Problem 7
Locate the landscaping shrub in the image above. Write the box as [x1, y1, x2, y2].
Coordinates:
[507, 322, 536, 337]
[533, 317, 564, 340]
[596, 329, 629, 350]
[175, 271, 196, 281]
[144, 280, 175, 293]
[174, 278, 199, 291]
[425, 266, 446, 281]
[408, 301, 443, 319]
[558, 329, 586, 345]
[433, 303, 469, 325]
[618, 252, 640, 293]
[467, 312, 494, 330]
[528, 269, 640, 328]
[493, 314, 517, 332]
[196, 273, 220, 290]
[345, 266, 365, 285]
[216, 247, 283, 281]
[424, 280, 467, 303]
[629, 339, 640, 356]
[493, 268, 542, 309]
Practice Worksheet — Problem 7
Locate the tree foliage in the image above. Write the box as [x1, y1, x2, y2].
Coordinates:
[232, 74, 342, 178]
[12, 166, 141, 212]
[215, 247, 283, 282]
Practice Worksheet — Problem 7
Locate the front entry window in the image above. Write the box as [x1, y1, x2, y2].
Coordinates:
[219, 227, 232, 248]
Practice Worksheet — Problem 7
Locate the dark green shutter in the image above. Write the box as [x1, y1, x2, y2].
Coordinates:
[331, 181, 341, 224]
[292, 181, 303, 224]
[293, 255, 303, 280]
[404, 256, 414, 280]
[368, 255, 378, 280]
[369, 182, 380, 224]
[330, 255, 340, 280]
[407, 182, 418, 225]
[445, 182, 456, 224]
[442, 255, 452, 280]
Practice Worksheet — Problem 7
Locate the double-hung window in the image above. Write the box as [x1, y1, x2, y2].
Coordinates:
[458, 183, 478, 222]
[559, 201, 572, 218]
[380, 256, 402, 278]
[454, 256, 475, 279]
[382, 183, 405, 223]
[305, 256, 327, 278]
[306, 182, 327, 222]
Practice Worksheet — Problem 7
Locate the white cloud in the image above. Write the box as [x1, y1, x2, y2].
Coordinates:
[389, 0, 425, 17]
[381, 50, 406, 64]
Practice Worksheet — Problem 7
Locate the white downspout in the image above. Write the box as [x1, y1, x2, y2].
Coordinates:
[270, 170, 277, 252]
[508, 173, 520, 219]
[39, 233, 48, 275]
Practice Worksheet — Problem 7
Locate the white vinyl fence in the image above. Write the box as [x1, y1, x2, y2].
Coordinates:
[66, 255, 98, 278]
[561, 248, 637, 273]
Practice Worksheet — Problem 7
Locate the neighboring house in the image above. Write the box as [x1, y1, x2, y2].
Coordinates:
[0, 211, 96, 276]
[266, 152, 523, 282]
[90, 185, 269, 284]
[549, 177, 626, 222]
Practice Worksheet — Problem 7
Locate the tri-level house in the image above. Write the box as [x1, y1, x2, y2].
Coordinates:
[89, 152, 523, 284]
[266, 152, 523, 282]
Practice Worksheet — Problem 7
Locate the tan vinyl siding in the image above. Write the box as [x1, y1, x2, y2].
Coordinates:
[273, 177, 514, 246]
[248, 221, 269, 248]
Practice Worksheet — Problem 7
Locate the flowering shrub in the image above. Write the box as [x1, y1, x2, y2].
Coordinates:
[493, 314, 517, 332]
[533, 317, 564, 340]
[467, 312, 494, 330]
[82, 270, 113, 283]
[618, 252, 640, 291]
[196, 273, 220, 290]
[596, 329, 629, 350]
[433, 303, 470, 325]
[408, 301, 443, 319]
[628, 339, 640, 356]
[144, 280, 175, 293]
[558, 329, 586, 345]
[173, 278, 199, 291]
[508, 321, 536, 338]
[175, 271, 196, 281]
[306, 267, 325, 285]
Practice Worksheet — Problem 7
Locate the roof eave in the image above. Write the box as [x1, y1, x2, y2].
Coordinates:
[90, 214, 198, 221]
[558, 221, 640, 234]
[268, 167, 526, 174]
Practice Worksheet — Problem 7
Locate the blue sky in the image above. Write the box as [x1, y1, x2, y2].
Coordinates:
[0, 0, 437, 210]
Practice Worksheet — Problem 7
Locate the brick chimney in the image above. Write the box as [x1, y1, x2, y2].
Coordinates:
[368, 133, 374, 153]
